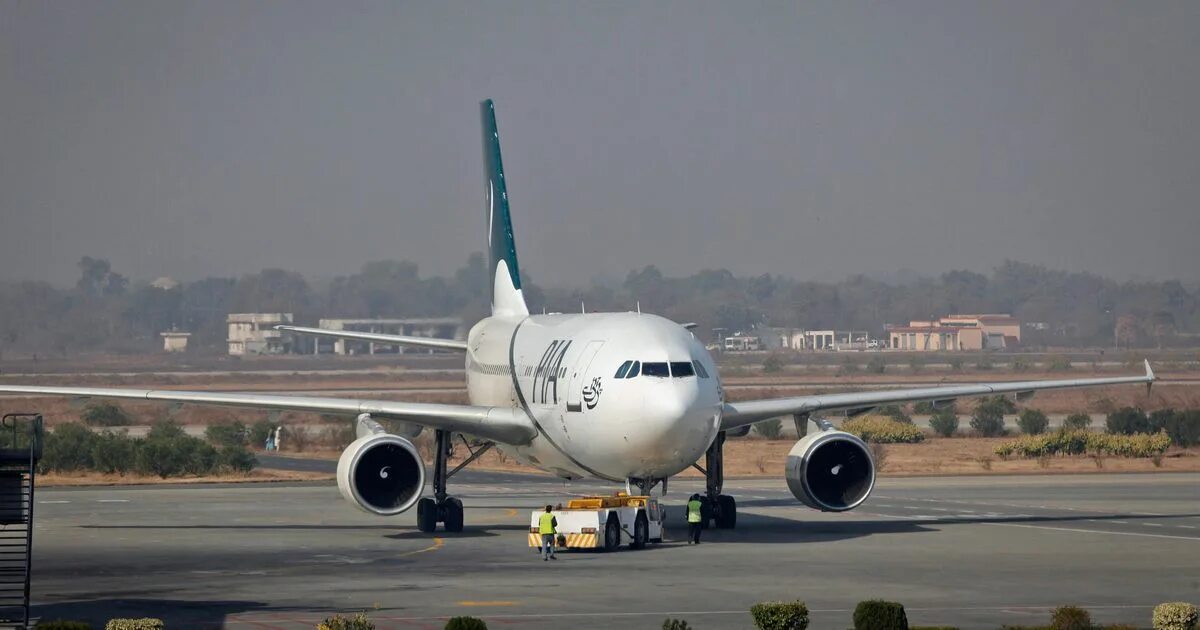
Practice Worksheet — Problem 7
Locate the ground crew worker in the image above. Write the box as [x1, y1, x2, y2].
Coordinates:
[538, 505, 558, 560]
[687, 494, 703, 544]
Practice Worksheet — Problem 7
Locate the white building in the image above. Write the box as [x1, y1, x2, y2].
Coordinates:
[315, 318, 464, 354]
[227, 313, 293, 355]
[160, 331, 191, 353]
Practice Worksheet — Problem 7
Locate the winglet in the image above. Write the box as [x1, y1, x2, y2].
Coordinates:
[1145, 359, 1156, 395]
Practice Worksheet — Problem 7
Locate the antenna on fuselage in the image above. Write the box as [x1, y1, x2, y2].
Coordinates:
[581, 301, 586, 314]
[636, 301, 641, 315]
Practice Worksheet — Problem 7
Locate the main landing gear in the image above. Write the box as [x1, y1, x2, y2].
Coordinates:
[693, 431, 737, 529]
[416, 429, 493, 534]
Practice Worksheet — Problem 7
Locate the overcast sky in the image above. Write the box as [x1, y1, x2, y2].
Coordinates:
[2, 1, 1198, 288]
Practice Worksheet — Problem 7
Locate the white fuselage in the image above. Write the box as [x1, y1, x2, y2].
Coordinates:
[464, 312, 724, 481]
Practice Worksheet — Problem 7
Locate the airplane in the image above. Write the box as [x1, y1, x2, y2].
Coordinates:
[0, 100, 1156, 539]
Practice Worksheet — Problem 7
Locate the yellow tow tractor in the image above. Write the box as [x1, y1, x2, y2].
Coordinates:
[528, 493, 665, 551]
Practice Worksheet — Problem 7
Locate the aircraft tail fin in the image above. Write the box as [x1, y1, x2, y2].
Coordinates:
[481, 99, 529, 317]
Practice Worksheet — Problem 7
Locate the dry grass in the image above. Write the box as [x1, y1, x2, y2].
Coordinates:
[38, 468, 331, 487]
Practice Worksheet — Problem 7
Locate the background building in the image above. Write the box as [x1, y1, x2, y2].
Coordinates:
[159, 331, 190, 353]
[227, 313, 293, 355]
[887, 314, 1020, 351]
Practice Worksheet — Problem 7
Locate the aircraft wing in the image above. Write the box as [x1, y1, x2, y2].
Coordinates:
[0, 385, 534, 445]
[720, 360, 1156, 431]
[276, 325, 468, 352]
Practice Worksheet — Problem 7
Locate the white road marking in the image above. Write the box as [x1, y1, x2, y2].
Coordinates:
[39, 500, 69, 504]
[983, 521, 1200, 541]
[96, 499, 129, 503]
[1177, 525, 1197, 529]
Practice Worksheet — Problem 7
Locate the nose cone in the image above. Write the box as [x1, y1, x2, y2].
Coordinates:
[627, 380, 719, 477]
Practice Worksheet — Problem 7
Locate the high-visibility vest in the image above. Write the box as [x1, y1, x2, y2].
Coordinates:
[539, 512, 557, 535]
[687, 499, 702, 523]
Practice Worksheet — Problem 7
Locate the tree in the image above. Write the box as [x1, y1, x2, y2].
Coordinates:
[1016, 409, 1049, 435]
[1063, 413, 1092, 430]
[929, 410, 959, 437]
[971, 398, 1008, 437]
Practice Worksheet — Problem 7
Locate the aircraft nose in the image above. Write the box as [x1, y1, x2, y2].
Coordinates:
[639, 382, 716, 458]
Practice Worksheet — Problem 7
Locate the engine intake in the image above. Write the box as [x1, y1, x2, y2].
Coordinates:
[337, 433, 425, 516]
[785, 429, 875, 512]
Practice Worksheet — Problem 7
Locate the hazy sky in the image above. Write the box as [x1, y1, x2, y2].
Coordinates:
[3, 1, 1198, 287]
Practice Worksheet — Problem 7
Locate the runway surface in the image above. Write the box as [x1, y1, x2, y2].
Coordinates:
[29, 472, 1200, 629]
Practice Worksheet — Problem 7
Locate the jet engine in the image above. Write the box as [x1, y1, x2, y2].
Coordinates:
[785, 429, 875, 512]
[337, 432, 425, 516]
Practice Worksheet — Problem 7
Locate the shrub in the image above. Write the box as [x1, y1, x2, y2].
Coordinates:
[104, 620, 164, 630]
[979, 396, 1018, 414]
[1017, 409, 1050, 435]
[204, 421, 248, 448]
[1047, 356, 1073, 371]
[1150, 410, 1200, 448]
[320, 424, 358, 449]
[971, 399, 1008, 437]
[1012, 357, 1031, 372]
[41, 423, 97, 473]
[135, 433, 218, 478]
[994, 431, 1171, 459]
[929, 410, 960, 437]
[878, 405, 912, 424]
[1153, 602, 1199, 630]
[1106, 407, 1149, 435]
[763, 353, 785, 374]
[90, 431, 138, 475]
[749, 600, 808, 630]
[662, 620, 691, 630]
[318, 613, 376, 630]
[81, 401, 131, 427]
[147, 420, 186, 440]
[1063, 413, 1092, 430]
[443, 617, 486, 630]
[913, 401, 934, 415]
[842, 417, 925, 444]
[248, 419, 276, 448]
[853, 600, 909, 630]
[36, 621, 91, 630]
[755, 418, 783, 439]
[866, 356, 886, 374]
[1049, 605, 1091, 630]
[217, 445, 257, 474]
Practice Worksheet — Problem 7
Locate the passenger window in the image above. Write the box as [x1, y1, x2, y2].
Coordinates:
[669, 362, 695, 377]
[642, 362, 669, 377]
[614, 360, 633, 379]
[692, 360, 709, 378]
[627, 361, 640, 378]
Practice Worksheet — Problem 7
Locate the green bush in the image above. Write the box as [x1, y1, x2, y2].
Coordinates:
[248, 419, 276, 448]
[853, 599, 909, 630]
[994, 430, 1171, 459]
[135, 433, 218, 478]
[1153, 602, 1199, 630]
[81, 401, 131, 427]
[1149, 410, 1200, 448]
[842, 417, 925, 444]
[878, 405, 913, 424]
[90, 431, 138, 475]
[1049, 605, 1091, 630]
[1106, 407, 1150, 435]
[444, 617, 487, 630]
[1047, 356, 1073, 371]
[104, 619, 164, 630]
[971, 399, 1008, 437]
[318, 613, 376, 630]
[1063, 413, 1092, 430]
[755, 418, 783, 439]
[749, 600, 809, 630]
[205, 421, 248, 448]
[1017, 409, 1050, 435]
[147, 420, 187, 440]
[763, 353, 785, 374]
[866, 356, 887, 374]
[36, 621, 91, 630]
[218, 445, 258, 474]
[913, 401, 935, 415]
[41, 423, 97, 473]
[662, 620, 691, 630]
[929, 410, 960, 437]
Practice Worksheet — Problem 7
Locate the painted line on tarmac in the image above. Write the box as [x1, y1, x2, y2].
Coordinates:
[457, 601, 517, 607]
[983, 521, 1200, 541]
[397, 536, 444, 557]
[97, 499, 129, 503]
[39, 500, 69, 504]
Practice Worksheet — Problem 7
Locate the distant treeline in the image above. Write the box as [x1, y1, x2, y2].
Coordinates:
[0, 256, 1197, 356]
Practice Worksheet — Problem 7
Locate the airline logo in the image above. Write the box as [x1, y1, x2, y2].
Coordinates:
[582, 377, 602, 410]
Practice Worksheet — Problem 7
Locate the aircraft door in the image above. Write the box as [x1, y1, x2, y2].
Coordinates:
[565, 341, 604, 412]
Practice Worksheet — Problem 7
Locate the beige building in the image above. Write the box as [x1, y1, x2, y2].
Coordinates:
[888, 314, 1020, 351]
[160, 331, 191, 353]
[227, 313, 294, 355]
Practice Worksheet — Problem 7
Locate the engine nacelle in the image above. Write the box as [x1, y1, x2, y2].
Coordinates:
[785, 429, 876, 512]
[337, 433, 425, 516]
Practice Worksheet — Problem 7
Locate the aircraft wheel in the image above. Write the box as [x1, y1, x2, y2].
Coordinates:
[603, 515, 621, 552]
[715, 495, 737, 529]
[443, 497, 464, 533]
[416, 497, 437, 533]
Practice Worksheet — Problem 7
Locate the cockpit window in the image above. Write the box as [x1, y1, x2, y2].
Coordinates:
[642, 362, 669, 378]
[627, 361, 640, 378]
[670, 362, 695, 377]
[692, 360, 709, 378]
[615, 360, 633, 379]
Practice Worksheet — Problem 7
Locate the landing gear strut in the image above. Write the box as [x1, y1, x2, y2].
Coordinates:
[416, 430, 493, 533]
[693, 431, 737, 529]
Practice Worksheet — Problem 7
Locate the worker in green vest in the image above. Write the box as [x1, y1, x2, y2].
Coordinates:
[538, 505, 558, 560]
[687, 493, 703, 545]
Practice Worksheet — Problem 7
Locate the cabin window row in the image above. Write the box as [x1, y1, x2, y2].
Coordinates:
[614, 359, 709, 379]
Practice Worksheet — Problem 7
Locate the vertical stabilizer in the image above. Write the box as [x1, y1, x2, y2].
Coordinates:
[481, 99, 529, 317]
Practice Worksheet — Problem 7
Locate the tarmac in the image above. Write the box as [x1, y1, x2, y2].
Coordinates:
[27, 469, 1200, 629]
